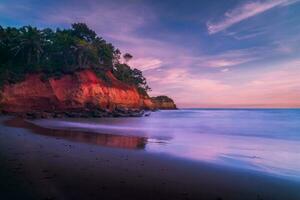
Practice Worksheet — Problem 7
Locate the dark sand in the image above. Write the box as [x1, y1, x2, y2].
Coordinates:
[0, 116, 300, 200]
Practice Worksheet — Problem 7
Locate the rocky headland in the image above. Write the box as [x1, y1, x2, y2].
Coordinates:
[0, 23, 176, 118]
[0, 70, 176, 118]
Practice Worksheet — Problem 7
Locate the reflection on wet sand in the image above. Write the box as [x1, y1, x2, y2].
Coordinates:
[5, 118, 147, 150]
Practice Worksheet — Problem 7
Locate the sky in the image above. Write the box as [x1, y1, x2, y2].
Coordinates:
[1, 0, 300, 108]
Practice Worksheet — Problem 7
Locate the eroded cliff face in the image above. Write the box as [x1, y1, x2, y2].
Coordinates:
[0, 70, 155, 113]
[151, 96, 177, 110]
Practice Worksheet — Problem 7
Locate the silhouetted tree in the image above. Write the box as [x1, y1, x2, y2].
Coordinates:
[123, 53, 133, 63]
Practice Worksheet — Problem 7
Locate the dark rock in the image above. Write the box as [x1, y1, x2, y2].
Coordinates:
[144, 112, 151, 117]
[151, 95, 177, 110]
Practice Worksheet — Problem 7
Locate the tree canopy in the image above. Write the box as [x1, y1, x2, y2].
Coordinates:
[0, 23, 150, 95]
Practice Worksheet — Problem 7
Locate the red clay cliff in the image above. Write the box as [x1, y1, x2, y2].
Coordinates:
[0, 69, 177, 117]
[0, 70, 155, 114]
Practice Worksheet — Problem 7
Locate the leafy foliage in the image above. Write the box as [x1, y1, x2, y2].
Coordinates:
[113, 64, 151, 96]
[0, 23, 150, 94]
[152, 96, 174, 103]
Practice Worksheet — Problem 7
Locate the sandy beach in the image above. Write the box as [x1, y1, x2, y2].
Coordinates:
[0, 116, 300, 200]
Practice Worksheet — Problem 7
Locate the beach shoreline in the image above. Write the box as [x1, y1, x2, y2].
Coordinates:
[1, 116, 300, 200]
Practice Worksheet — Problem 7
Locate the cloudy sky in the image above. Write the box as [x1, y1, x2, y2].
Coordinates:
[1, 0, 300, 108]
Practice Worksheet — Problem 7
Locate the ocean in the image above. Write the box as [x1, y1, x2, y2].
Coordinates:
[34, 109, 300, 181]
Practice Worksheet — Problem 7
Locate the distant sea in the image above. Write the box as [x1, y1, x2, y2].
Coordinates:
[35, 108, 300, 181]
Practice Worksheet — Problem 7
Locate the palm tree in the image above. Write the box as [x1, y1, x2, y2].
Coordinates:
[11, 26, 45, 68]
[71, 39, 97, 69]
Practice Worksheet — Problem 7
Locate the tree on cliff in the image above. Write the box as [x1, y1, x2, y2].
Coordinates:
[113, 64, 151, 96]
[12, 26, 46, 72]
[123, 53, 133, 63]
[0, 23, 151, 95]
[71, 23, 96, 42]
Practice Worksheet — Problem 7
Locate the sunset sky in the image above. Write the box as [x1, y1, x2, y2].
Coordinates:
[1, 0, 300, 108]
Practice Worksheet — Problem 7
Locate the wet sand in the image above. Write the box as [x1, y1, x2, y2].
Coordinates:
[0, 116, 300, 200]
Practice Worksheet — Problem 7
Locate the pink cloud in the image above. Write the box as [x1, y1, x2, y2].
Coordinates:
[128, 58, 162, 71]
[148, 59, 300, 108]
[148, 68, 232, 105]
[177, 47, 267, 68]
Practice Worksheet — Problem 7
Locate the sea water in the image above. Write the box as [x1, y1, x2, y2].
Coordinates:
[35, 109, 300, 181]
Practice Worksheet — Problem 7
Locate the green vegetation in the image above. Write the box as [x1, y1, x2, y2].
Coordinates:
[0, 23, 150, 94]
[152, 96, 175, 103]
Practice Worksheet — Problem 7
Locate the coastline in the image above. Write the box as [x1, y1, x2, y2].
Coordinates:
[1, 108, 150, 119]
[0, 116, 300, 200]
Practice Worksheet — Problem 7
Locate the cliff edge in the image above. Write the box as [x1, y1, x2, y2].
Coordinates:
[0, 70, 156, 117]
[0, 70, 176, 118]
